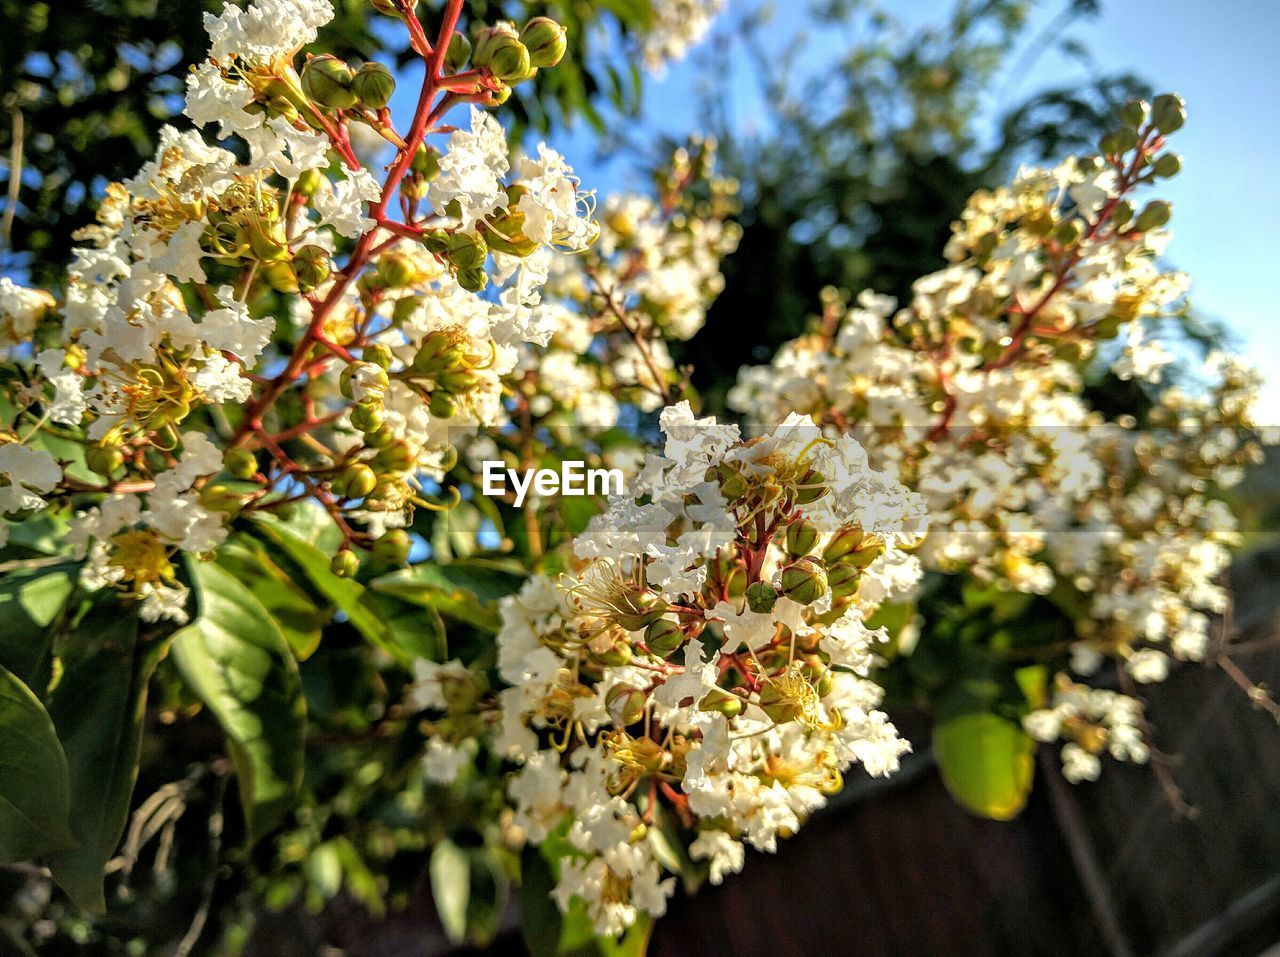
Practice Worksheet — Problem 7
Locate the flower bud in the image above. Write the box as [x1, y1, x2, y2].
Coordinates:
[429, 391, 459, 419]
[377, 252, 420, 287]
[779, 557, 827, 605]
[331, 549, 360, 578]
[351, 62, 396, 110]
[1152, 153, 1182, 178]
[372, 440, 415, 473]
[349, 401, 385, 433]
[261, 260, 300, 294]
[827, 560, 863, 599]
[340, 362, 389, 401]
[521, 17, 567, 69]
[446, 231, 488, 272]
[199, 483, 245, 514]
[794, 468, 827, 505]
[1109, 200, 1134, 229]
[338, 463, 378, 499]
[589, 633, 632, 667]
[1099, 127, 1139, 155]
[293, 245, 331, 292]
[607, 685, 647, 727]
[223, 447, 258, 480]
[1133, 200, 1172, 232]
[473, 24, 532, 83]
[301, 54, 358, 111]
[371, 528, 411, 564]
[706, 462, 748, 501]
[456, 266, 488, 293]
[785, 518, 818, 557]
[295, 168, 324, 197]
[364, 425, 396, 448]
[86, 443, 125, 476]
[435, 367, 482, 393]
[1150, 93, 1186, 135]
[745, 580, 779, 614]
[644, 618, 685, 658]
[1119, 99, 1149, 129]
[697, 688, 744, 719]
[444, 32, 472, 73]
[363, 342, 394, 369]
[822, 525, 865, 563]
[843, 537, 884, 569]
[411, 144, 441, 180]
[1054, 219, 1083, 246]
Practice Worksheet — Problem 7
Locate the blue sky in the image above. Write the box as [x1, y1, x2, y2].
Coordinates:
[542, 0, 1280, 422]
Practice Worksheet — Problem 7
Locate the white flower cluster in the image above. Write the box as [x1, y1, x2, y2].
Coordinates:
[639, 0, 728, 71]
[414, 402, 927, 935]
[729, 144, 1274, 781]
[1024, 677, 1148, 783]
[0, 0, 597, 614]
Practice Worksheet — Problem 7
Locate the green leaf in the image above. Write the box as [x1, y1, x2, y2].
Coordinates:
[430, 838, 470, 944]
[371, 559, 521, 633]
[933, 711, 1035, 821]
[46, 604, 158, 912]
[171, 562, 305, 843]
[253, 519, 424, 666]
[0, 666, 75, 863]
[216, 537, 327, 660]
[0, 565, 75, 690]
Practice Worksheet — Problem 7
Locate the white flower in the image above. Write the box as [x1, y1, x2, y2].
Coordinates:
[315, 169, 384, 238]
[0, 444, 61, 513]
[428, 109, 511, 231]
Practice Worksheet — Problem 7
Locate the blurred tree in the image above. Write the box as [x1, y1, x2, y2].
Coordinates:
[0, 0, 664, 286]
[680, 0, 1150, 410]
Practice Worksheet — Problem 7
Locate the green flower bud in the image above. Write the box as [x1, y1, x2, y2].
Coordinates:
[1054, 219, 1083, 246]
[377, 252, 419, 287]
[521, 17, 567, 69]
[473, 24, 532, 83]
[86, 443, 125, 477]
[827, 560, 863, 599]
[351, 62, 396, 110]
[606, 685, 647, 727]
[411, 144, 441, 180]
[199, 483, 244, 515]
[1109, 200, 1134, 229]
[745, 580, 779, 614]
[223, 447, 258, 480]
[644, 619, 686, 658]
[1119, 99, 1149, 129]
[822, 526, 865, 563]
[295, 168, 324, 197]
[435, 367, 482, 393]
[1152, 153, 1182, 178]
[1150, 93, 1186, 135]
[779, 557, 827, 605]
[364, 425, 396, 448]
[446, 231, 488, 272]
[1133, 200, 1172, 232]
[340, 463, 378, 499]
[331, 550, 360, 578]
[412, 330, 467, 374]
[785, 518, 819, 558]
[293, 245, 331, 292]
[843, 538, 884, 569]
[794, 468, 827, 505]
[697, 688, 744, 719]
[363, 342, 394, 369]
[1099, 127, 1139, 155]
[349, 401, 385, 433]
[301, 54, 358, 111]
[456, 266, 488, 293]
[429, 391, 459, 419]
[372, 440, 415, 473]
[590, 635, 632, 667]
[445, 31, 472, 73]
[339, 361, 389, 400]
[371, 528, 411, 564]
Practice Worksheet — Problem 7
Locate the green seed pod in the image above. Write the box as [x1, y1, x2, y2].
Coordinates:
[697, 688, 744, 719]
[349, 401, 385, 433]
[293, 244, 331, 292]
[827, 560, 863, 599]
[779, 557, 828, 605]
[371, 529, 411, 564]
[86, 444, 125, 477]
[223, 446, 258, 480]
[1150, 93, 1186, 135]
[341, 463, 378, 499]
[785, 518, 819, 558]
[745, 580, 779, 614]
[473, 25, 532, 83]
[590, 635, 632, 667]
[446, 231, 489, 272]
[822, 525, 865, 563]
[351, 62, 396, 110]
[301, 54, 358, 111]
[444, 31, 472, 73]
[1152, 153, 1182, 178]
[521, 17, 567, 68]
[644, 618, 686, 658]
[606, 685, 647, 727]
[331, 549, 361, 578]
[1133, 200, 1172, 232]
[456, 266, 488, 292]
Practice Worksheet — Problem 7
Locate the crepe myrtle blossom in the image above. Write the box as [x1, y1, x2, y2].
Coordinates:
[0, 0, 598, 618]
[413, 403, 927, 935]
[729, 94, 1277, 785]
